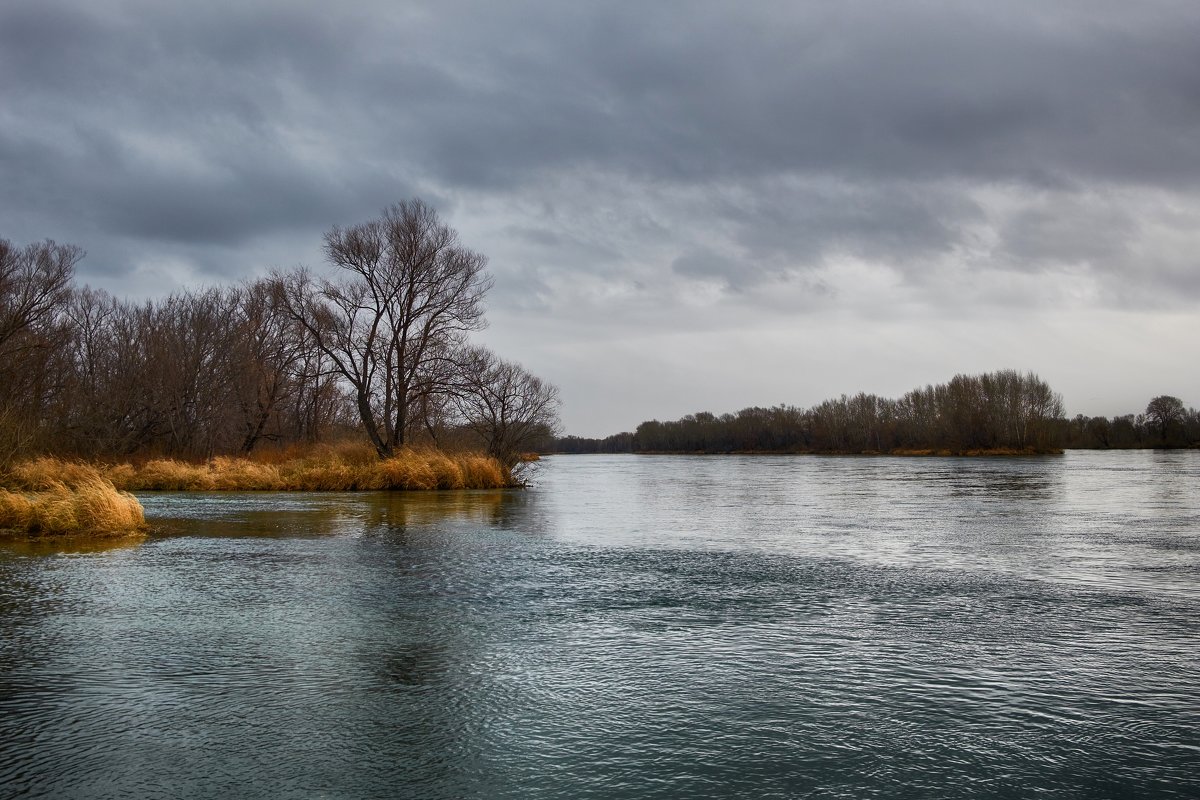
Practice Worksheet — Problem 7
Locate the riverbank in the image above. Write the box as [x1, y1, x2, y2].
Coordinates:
[0, 447, 510, 539]
[104, 447, 508, 491]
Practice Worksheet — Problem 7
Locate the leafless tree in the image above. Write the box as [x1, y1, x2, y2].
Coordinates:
[284, 324, 354, 444]
[225, 280, 308, 453]
[452, 345, 560, 472]
[135, 289, 240, 456]
[60, 288, 153, 455]
[0, 239, 80, 355]
[274, 199, 492, 458]
[0, 239, 82, 462]
[1145, 395, 1185, 445]
[3, 224, 560, 466]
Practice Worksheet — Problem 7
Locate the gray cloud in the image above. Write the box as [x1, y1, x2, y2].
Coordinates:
[672, 250, 746, 287]
[999, 198, 1137, 269]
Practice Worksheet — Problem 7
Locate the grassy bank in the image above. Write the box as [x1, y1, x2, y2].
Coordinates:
[0, 460, 146, 538]
[0, 445, 508, 539]
[101, 445, 509, 491]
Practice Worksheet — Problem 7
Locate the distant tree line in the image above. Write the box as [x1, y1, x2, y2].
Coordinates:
[550, 372, 1199, 455]
[1057, 395, 1199, 449]
[1, 200, 560, 472]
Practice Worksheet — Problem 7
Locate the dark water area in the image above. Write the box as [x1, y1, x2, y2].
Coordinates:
[1, 451, 1198, 799]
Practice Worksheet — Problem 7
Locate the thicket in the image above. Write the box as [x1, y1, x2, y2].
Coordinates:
[551, 372, 1198, 455]
[1056, 400, 1200, 449]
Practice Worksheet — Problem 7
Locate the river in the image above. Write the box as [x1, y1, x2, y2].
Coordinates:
[1, 451, 1198, 798]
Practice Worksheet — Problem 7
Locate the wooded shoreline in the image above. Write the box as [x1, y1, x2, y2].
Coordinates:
[550, 371, 1197, 456]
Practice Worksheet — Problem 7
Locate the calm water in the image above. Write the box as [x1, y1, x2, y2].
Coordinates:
[1, 451, 1198, 799]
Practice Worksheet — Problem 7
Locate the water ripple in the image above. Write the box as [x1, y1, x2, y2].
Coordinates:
[1, 451, 1198, 798]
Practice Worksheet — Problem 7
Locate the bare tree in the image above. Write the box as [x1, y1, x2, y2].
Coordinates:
[285, 324, 354, 444]
[0, 239, 80, 354]
[1145, 395, 1185, 445]
[452, 346, 560, 473]
[225, 280, 307, 453]
[275, 199, 492, 458]
[0, 239, 82, 462]
[60, 288, 155, 455]
[136, 289, 241, 456]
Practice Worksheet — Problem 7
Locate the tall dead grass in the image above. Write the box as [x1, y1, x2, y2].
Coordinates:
[0, 458, 146, 537]
[104, 447, 509, 492]
[0, 447, 506, 537]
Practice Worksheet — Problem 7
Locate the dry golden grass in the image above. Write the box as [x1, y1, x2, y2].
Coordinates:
[0, 459, 145, 537]
[0, 448, 507, 538]
[129, 459, 217, 491]
[103, 447, 510, 492]
[208, 457, 284, 491]
[457, 454, 506, 489]
[0, 490, 33, 526]
[256, 440, 378, 467]
[6, 457, 106, 492]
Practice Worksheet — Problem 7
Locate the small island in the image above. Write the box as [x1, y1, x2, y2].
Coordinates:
[0, 202, 558, 539]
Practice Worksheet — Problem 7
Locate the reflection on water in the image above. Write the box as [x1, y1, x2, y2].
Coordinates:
[1, 451, 1198, 799]
[0, 531, 146, 558]
[143, 489, 517, 538]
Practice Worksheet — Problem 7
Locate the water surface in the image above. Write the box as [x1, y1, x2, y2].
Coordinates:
[2, 451, 1198, 798]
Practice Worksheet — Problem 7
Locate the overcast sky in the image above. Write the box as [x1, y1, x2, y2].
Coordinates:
[3, 0, 1199, 435]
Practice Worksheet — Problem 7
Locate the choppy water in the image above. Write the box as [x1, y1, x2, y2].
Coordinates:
[1, 451, 1198, 799]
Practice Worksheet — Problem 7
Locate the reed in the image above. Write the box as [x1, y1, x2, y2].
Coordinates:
[104, 447, 510, 492]
[0, 449, 508, 537]
[0, 459, 145, 537]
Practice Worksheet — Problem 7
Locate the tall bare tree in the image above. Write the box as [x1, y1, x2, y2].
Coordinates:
[275, 199, 492, 458]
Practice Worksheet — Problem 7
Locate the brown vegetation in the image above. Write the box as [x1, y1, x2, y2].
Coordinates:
[103, 445, 508, 492]
[0, 459, 145, 538]
[0, 445, 508, 539]
[0, 443, 508, 537]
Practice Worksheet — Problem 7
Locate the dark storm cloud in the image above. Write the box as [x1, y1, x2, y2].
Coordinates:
[722, 181, 976, 265]
[391, 1, 1200, 189]
[1, 0, 1199, 304]
[1, 0, 421, 275]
